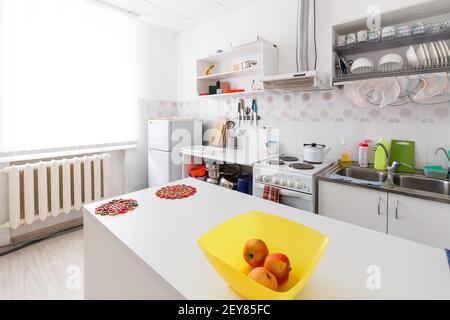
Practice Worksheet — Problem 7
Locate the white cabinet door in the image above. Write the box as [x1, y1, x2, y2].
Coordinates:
[318, 181, 388, 233]
[388, 194, 450, 249]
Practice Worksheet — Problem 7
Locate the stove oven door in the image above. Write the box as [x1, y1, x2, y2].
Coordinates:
[253, 183, 314, 213]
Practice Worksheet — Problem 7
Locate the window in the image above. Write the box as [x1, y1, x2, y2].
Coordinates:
[0, 0, 139, 153]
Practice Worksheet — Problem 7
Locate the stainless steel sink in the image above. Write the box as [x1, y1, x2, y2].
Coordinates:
[334, 167, 389, 182]
[393, 175, 450, 196]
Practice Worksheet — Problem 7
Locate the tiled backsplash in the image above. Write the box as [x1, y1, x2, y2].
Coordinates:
[175, 90, 450, 169]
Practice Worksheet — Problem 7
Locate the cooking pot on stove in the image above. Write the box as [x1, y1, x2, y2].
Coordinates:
[303, 143, 331, 164]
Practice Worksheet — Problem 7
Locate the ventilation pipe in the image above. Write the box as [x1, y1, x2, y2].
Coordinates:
[297, 0, 310, 72]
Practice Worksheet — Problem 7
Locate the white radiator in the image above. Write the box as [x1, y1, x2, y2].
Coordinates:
[1, 154, 110, 229]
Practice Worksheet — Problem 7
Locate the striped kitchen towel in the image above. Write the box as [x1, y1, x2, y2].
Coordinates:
[446, 249, 450, 268]
[263, 185, 280, 203]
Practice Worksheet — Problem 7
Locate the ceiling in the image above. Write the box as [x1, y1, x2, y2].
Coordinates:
[103, 0, 259, 33]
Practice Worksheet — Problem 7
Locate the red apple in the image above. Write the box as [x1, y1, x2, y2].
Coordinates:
[243, 239, 269, 268]
[263, 253, 291, 285]
[248, 267, 278, 291]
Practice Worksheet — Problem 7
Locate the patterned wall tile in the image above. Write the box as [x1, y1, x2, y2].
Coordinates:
[174, 88, 450, 167]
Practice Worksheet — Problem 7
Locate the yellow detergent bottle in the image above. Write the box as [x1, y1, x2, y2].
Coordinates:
[374, 138, 390, 171]
[340, 140, 352, 166]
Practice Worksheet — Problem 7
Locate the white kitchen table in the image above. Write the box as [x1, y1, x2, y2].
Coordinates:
[83, 178, 450, 300]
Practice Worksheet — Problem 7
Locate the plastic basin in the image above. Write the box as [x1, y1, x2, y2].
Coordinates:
[198, 211, 329, 300]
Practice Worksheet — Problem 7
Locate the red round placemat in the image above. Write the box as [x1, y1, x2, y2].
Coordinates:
[155, 184, 197, 200]
[95, 199, 139, 216]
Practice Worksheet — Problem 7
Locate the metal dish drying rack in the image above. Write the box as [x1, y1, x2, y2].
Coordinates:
[334, 62, 450, 86]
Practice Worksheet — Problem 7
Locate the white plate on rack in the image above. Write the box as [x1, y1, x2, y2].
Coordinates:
[416, 45, 427, 68]
[440, 41, 450, 62]
[434, 42, 445, 65]
[427, 42, 439, 66]
[422, 43, 432, 67]
[406, 46, 420, 68]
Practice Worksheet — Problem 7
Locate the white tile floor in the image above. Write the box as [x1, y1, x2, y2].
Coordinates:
[0, 230, 83, 300]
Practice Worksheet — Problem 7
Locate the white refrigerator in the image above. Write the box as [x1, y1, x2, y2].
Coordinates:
[148, 119, 202, 187]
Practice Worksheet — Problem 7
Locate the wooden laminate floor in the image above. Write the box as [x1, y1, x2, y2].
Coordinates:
[0, 230, 83, 300]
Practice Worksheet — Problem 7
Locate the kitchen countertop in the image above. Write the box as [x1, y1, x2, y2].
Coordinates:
[181, 145, 276, 166]
[84, 178, 450, 300]
[318, 163, 450, 205]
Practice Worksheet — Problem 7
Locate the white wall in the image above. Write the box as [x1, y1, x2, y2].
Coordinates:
[125, 20, 178, 193]
[0, 19, 177, 245]
[176, 0, 450, 165]
[177, 0, 431, 100]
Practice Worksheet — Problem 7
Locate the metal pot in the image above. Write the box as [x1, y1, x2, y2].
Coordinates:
[206, 162, 221, 180]
[219, 177, 236, 189]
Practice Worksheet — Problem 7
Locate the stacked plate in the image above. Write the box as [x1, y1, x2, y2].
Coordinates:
[407, 41, 450, 68]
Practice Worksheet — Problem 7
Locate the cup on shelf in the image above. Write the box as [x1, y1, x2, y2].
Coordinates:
[336, 35, 347, 46]
[357, 30, 368, 42]
[426, 22, 441, 33]
[381, 26, 396, 39]
[346, 33, 357, 45]
[368, 27, 381, 41]
[397, 26, 412, 37]
[412, 22, 425, 35]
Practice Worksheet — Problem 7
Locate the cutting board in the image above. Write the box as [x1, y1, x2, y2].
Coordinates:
[390, 140, 415, 173]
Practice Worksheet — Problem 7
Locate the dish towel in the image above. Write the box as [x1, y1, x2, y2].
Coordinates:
[263, 185, 280, 203]
[446, 249, 450, 268]
[328, 173, 382, 187]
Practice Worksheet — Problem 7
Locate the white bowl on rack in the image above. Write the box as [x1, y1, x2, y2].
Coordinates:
[378, 54, 404, 72]
[350, 58, 374, 74]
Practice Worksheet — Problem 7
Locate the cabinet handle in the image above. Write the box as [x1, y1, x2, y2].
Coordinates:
[395, 200, 399, 219]
[377, 196, 381, 215]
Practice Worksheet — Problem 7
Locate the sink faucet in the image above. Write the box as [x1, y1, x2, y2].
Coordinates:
[372, 143, 414, 184]
[434, 147, 450, 161]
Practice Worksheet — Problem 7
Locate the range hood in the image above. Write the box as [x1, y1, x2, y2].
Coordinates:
[263, 71, 330, 92]
[263, 0, 330, 92]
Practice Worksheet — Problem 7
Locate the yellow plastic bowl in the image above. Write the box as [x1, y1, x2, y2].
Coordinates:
[198, 211, 329, 300]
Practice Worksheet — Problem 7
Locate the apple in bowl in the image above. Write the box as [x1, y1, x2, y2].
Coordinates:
[264, 253, 291, 286]
[248, 267, 278, 291]
[243, 239, 269, 268]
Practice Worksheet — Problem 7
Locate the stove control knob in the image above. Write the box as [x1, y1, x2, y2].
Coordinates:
[263, 176, 271, 183]
[256, 175, 262, 182]
[304, 185, 311, 193]
[273, 178, 280, 185]
[280, 179, 287, 186]
[288, 180, 295, 188]
[295, 182, 303, 190]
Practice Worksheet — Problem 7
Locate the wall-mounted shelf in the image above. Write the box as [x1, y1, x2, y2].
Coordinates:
[198, 90, 265, 99]
[197, 67, 262, 81]
[334, 28, 450, 56]
[196, 37, 278, 98]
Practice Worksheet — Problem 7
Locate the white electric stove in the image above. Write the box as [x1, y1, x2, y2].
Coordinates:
[253, 155, 335, 213]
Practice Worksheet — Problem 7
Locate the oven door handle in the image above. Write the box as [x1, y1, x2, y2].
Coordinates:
[254, 183, 313, 200]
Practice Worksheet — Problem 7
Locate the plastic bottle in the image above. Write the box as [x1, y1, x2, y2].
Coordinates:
[340, 140, 352, 166]
[374, 138, 390, 171]
[359, 140, 369, 168]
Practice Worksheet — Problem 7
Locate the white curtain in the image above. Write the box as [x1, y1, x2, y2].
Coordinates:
[0, 0, 139, 153]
